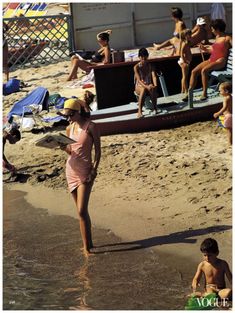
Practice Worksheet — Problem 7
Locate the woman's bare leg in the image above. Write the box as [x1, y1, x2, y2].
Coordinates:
[201, 61, 226, 98]
[154, 39, 172, 50]
[67, 56, 93, 81]
[71, 182, 93, 256]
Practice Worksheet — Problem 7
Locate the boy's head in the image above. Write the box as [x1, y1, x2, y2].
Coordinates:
[138, 47, 149, 62]
[8, 128, 21, 144]
[219, 82, 232, 95]
[200, 238, 219, 262]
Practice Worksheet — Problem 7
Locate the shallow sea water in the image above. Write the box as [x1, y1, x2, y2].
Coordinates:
[3, 187, 191, 310]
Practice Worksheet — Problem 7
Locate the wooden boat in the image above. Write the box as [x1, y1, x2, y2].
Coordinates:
[91, 102, 138, 120]
[8, 41, 47, 66]
[94, 87, 223, 136]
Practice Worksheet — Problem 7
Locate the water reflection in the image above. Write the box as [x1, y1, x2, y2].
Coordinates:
[72, 260, 92, 310]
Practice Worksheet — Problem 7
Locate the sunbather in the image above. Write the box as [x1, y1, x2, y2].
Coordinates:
[67, 30, 112, 81]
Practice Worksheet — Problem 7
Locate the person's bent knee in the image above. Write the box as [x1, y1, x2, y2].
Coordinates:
[71, 55, 79, 61]
[78, 208, 88, 220]
[218, 288, 232, 300]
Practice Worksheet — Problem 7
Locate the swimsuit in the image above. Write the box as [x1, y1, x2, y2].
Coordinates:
[136, 63, 153, 87]
[66, 120, 93, 192]
[223, 113, 232, 128]
[210, 40, 227, 62]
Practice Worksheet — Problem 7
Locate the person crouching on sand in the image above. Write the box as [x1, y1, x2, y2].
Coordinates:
[191, 238, 232, 299]
[60, 99, 101, 257]
[134, 47, 158, 118]
[213, 82, 232, 145]
[3, 127, 21, 175]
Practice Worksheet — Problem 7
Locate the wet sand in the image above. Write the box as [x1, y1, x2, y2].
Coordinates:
[4, 187, 192, 310]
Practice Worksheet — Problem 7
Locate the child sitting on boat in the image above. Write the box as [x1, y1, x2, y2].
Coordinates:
[134, 47, 158, 118]
[213, 82, 232, 145]
[191, 238, 232, 300]
[178, 29, 192, 99]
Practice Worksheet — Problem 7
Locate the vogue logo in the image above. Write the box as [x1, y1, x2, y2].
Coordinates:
[196, 297, 230, 308]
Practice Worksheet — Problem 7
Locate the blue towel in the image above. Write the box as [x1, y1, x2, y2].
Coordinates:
[7, 86, 49, 121]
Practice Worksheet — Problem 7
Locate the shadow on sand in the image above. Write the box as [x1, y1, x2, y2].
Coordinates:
[93, 225, 232, 254]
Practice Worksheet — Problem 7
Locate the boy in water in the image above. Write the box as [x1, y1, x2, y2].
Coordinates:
[134, 47, 158, 118]
[213, 82, 232, 145]
[192, 238, 232, 299]
[3, 127, 21, 174]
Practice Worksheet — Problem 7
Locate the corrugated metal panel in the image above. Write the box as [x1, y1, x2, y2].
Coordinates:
[71, 3, 232, 50]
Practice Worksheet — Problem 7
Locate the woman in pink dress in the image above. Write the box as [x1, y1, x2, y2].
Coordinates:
[60, 98, 101, 256]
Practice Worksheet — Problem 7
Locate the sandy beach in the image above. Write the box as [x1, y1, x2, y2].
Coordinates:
[3, 60, 232, 310]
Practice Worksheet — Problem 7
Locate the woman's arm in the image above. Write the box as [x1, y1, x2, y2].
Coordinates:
[103, 46, 111, 64]
[134, 64, 149, 89]
[96, 29, 112, 40]
[89, 122, 101, 172]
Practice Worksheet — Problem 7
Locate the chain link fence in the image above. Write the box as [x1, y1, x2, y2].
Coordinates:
[4, 14, 73, 70]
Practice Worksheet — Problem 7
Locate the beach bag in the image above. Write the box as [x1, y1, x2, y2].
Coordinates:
[3, 78, 21, 95]
[48, 93, 61, 106]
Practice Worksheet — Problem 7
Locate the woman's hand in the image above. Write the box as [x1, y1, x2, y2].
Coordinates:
[87, 167, 97, 183]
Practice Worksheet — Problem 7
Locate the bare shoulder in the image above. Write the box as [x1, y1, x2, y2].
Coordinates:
[219, 258, 229, 269]
[198, 261, 205, 269]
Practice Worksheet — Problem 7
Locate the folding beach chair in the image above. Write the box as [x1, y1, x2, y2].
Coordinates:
[3, 8, 17, 18]
[38, 3, 47, 11]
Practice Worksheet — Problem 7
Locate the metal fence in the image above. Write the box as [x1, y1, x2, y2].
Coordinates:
[4, 14, 73, 70]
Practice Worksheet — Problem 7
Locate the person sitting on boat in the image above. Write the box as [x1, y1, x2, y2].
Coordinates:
[183, 19, 232, 102]
[178, 29, 192, 99]
[213, 82, 232, 145]
[134, 47, 158, 118]
[67, 30, 112, 81]
[3, 127, 21, 175]
[153, 7, 186, 55]
[190, 17, 209, 46]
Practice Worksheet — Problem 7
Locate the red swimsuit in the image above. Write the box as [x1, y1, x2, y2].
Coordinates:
[210, 40, 227, 62]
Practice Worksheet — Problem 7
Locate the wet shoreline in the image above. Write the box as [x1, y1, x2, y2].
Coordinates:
[3, 186, 195, 310]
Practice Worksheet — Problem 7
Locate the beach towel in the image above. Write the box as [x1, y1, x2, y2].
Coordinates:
[7, 86, 49, 121]
[3, 78, 21, 95]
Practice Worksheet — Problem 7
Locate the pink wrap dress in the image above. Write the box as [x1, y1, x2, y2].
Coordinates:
[66, 120, 93, 192]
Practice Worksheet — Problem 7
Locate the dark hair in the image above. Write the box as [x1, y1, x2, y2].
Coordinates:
[171, 7, 183, 19]
[138, 47, 149, 58]
[85, 90, 95, 106]
[98, 32, 109, 42]
[210, 19, 226, 32]
[80, 106, 90, 118]
[9, 128, 21, 141]
[200, 238, 219, 254]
